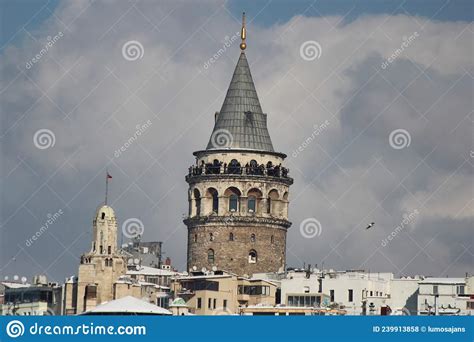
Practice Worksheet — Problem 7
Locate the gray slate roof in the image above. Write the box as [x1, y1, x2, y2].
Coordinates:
[206, 52, 274, 152]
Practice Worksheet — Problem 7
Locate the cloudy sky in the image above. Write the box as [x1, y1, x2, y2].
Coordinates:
[0, 0, 472, 283]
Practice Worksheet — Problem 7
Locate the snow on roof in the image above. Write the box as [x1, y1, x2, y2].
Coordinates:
[126, 265, 179, 277]
[83, 296, 171, 315]
[420, 278, 465, 284]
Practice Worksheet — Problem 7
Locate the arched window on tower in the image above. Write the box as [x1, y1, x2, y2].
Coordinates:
[101, 212, 105, 220]
[271, 235, 274, 244]
[248, 250, 257, 264]
[266, 198, 271, 214]
[207, 249, 215, 264]
[248, 196, 256, 213]
[250, 233, 256, 242]
[229, 194, 239, 212]
[229, 232, 234, 241]
[194, 234, 197, 243]
[210, 189, 219, 213]
[194, 189, 201, 216]
[209, 233, 214, 241]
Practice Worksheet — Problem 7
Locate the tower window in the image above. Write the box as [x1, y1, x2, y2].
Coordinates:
[248, 196, 256, 212]
[194, 189, 201, 216]
[108, 246, 111, 254]
[209, 233, 214, 241]
[212, 191, 218, 213]
[207, 249, 215, 263]
[250, 234, 256, 242]
[271, 235, 274, 244]
[229, 194, 239, 212]
[248, 250, 257, 263]
[101, 212, 105, 219]
[266, 198, 271, 213]
[194, 234, 197, 243]
[229, 232, 234, 241]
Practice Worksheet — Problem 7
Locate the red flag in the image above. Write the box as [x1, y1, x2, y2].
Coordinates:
[107, 173, 112, 179]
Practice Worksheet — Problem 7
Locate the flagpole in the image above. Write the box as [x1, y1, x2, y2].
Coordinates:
[105, 170, 109, 205]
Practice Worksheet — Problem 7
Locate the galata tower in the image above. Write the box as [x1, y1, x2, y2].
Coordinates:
[184, 13, 293, 276]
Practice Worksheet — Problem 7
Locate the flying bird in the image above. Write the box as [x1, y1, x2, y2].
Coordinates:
[366, 222, 375, 230]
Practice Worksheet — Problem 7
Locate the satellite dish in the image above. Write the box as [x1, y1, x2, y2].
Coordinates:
[201, 267, 207, 273]
[21, 277, 27, 284]
[13, 275, 19, 281]
[128, 259, 133, 265]
[212, 266, 217, 271]
[4, 276, 9, 281]
[192, 266, 197, 271]
[134, 258, 140, 265]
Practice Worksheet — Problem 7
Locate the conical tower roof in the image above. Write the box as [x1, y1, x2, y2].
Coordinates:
[205, 51, 274, 152]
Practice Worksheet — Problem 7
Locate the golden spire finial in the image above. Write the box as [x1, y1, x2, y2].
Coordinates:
[240, 12, 247, 51]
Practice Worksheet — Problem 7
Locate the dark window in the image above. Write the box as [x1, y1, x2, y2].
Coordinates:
[223, 299, 227, 309]
[248, 196, 256, 212]
[266, 198, 271, 213]
[348, 289, 353, 302]
[208, 298, 212, 309]
[212, 191, 219, 213]
[209, 233, 214, 241]
[194, 234, 197, 242]
[250, 234, 256, 242]
[271, 235, 274, 244]
[207, 249, 215, 263]
[229, 232, 234, 241]
[229, 194, 238, 212]
[101, 212, 105, 219]
[213, 298, 217, 309]
[108, 246, 111, 254]
[197, 298, 202, 309]
[248, 249, 257, 263]
[433, 285, 438, 295]
[330, 290, 335, 302]
[194, 189, 201, 216]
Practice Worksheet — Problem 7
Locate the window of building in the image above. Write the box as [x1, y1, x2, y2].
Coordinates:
[348, 289, 353, 302]
[433, 285, 438, 295]
[248, 196, 256, 212]
[207, 249, 215, 264]
[208, 298, 212, 309]
[208, 188, 219, 213]
[271, 235, 274, 244]
[250, 234, 256, 242]
[101, 212, 105, 219]
[229, 194, 239, 212]
[107, 246, 111, 254]
[194, 189, 201, 216]
[223, 299, 227, 309]
[197, 298, 202, 309]
[457, 285, 465, 295]
[213, 298, 217, 309]
[209, 233, 214, 241]
[194, 234, 197, 243]
[304, 286, 310, 294]
[248, 250, 257, 263]
[330, 290, 335, 302]
[287, 295, 321, 308]
[370, 291, 373, 296]
[266, 198, 271, 214]
[229, 232, 234, 241]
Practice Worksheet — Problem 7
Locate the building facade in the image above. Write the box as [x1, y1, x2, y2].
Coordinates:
[184, 15, 293, 277]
